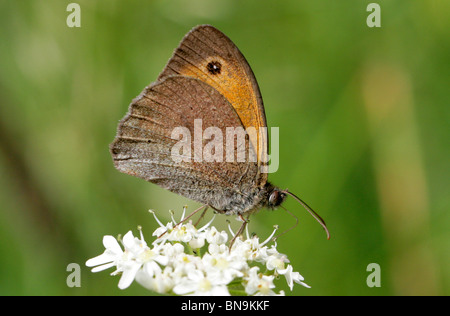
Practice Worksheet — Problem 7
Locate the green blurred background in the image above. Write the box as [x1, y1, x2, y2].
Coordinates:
[0, 0, 448, 296]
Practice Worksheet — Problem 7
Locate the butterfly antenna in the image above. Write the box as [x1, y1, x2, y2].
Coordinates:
[282, 190, 330, 240]
[272, 205, 299, 241]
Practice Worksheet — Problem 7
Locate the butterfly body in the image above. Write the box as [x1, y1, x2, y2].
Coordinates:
[198, 182, 285, 216]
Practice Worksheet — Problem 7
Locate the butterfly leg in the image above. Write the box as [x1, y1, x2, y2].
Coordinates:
[229, 214, 249, 251]
[158, 204, 208, 239]
[193, 206, 209, 227]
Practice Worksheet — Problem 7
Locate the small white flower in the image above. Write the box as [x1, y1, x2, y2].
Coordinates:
[86, 235, 123, 273]
[277, 264, 311, 290]
[189, 234, 206, 249]
[160, 241, 184, 257]
[265, 250, 289, 272]
[206, 226, 228, 245]
[208, 242, 229, 256]
[244, 267, 280, 296]
[86, 230, 169, 290]
[121, 230, 170, 289]
[135, 266, 175, 293]
[173, 270, 230, 296]
[172, 252, 202, 277]
[201, 252, 245, 284]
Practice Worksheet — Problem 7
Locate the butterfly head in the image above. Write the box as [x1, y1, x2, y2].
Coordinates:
[267, 186, 287, 209]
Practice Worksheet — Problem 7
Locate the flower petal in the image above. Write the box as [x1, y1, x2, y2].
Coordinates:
[122, 231, 136, 250]
[91, 262, 116, 273]
[118, 262, 141, 290]
[86, 253, 115, 267]
[102, 235, 122, 253]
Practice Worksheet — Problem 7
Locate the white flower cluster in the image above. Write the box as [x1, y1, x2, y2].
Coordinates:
[86, 208, 310, 296]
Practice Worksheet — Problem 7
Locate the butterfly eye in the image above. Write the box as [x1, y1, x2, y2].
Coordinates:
[269, 189, 286, 208]
[269, 190, 280, 207]
[207, 61, 221, 75]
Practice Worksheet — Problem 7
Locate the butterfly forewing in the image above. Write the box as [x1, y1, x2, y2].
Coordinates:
[158, 25, 268, 184]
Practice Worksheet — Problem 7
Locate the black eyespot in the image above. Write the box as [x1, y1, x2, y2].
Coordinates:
[206, 61, 221, 75]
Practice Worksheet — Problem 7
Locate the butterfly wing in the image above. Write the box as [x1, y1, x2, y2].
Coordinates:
[111, 76, 260, 213]
[158, 25, 269, 185]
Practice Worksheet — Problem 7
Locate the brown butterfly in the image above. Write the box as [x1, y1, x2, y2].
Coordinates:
[110, 25, 329, 241]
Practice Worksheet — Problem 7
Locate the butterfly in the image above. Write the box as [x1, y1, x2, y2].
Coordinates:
[110, 25, 329, 241]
